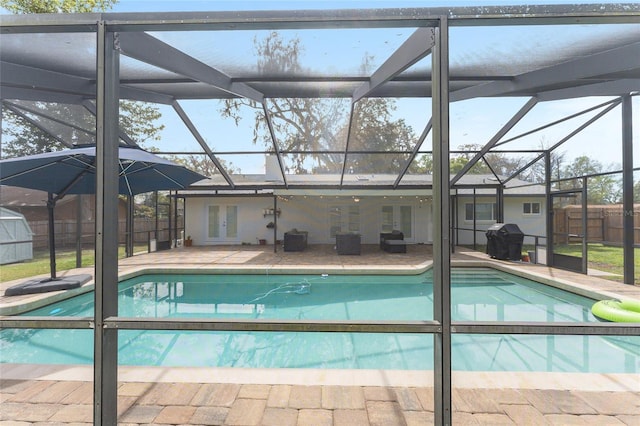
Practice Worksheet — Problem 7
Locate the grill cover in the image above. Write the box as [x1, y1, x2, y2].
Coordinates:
[486, 223, 525, 260]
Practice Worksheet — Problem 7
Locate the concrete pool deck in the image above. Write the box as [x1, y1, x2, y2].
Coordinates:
[1, 245, 639, 424]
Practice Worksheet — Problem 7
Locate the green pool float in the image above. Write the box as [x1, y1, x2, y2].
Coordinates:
[592, 299, 640, 322]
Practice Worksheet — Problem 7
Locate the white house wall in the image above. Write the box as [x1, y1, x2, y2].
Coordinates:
[185, 196, 433, 246]
[455, 196, 546, 246]
[185, 197, 270, 245]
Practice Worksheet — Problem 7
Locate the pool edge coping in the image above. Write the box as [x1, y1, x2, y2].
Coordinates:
[1, 363, 639, 392]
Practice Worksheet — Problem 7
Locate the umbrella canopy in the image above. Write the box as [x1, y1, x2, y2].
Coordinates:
[0, 144, 206, 197]
[0, 144, 207, 286]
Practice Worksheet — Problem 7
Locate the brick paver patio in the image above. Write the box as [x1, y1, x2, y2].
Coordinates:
[2, 379, 639, 425]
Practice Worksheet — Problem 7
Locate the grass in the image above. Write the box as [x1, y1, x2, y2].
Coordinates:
[0, 245, 147, 283]
[553, 243, 640, 284]
[461, 242, 640, 284]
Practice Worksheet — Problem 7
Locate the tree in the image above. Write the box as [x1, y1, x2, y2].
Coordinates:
[347, 99, 415, 174]
[446, 143, 524, 177]
[0, 0, 117, 13]
[221, 32, 418, 175]
[2, 101, 164, 158]
[119, 101, 165, 147]
[633, 180, 640, 202]
[514, 138, 567, 184]
[561, 155, 621, 204]
[1, 0, 166, 160]
[1, 111, 68, 157]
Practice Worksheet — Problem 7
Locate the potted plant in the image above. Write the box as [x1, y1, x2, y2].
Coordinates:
[185, 235, 193, 247]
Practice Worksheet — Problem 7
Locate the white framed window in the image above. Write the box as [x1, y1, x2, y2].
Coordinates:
[465, 203, 497, 221]
[523, 202, 541, 215]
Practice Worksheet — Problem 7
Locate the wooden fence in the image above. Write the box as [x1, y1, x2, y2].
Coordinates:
[553, 205, 640, 245]
[27, 218, 181, 250]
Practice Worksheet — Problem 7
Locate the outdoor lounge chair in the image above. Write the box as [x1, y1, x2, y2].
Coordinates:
[380, 230, 406, 253]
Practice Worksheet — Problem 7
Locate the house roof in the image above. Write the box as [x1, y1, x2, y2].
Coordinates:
[0, 185, 108, 208]
[181, 173, 545, 196]
[0, 185, 57, 208]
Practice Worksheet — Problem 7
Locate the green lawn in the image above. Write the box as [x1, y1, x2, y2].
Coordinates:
[460, 243, 639, 284]
[553, 243, 640, 284]
[0, 245, 146, 283]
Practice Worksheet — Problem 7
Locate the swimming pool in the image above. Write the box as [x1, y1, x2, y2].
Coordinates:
[1, 268, 639, 372]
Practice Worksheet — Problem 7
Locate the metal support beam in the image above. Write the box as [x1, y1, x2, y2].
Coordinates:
[582, 177, 588, 274]
[117, 32, 264, 102]
[273, 196, 278, 253]
[4, 315, 640, 336]
[451, 41, 640, 101]
[352, 27, 435, 102]
[622, 95, 635, 284]
[539, 79, 640, 101]
[503, 100, 621, 185]
[46, 193, 57, 279]
[545, 151, 553, 266]
[2, 102, 73, 148]
[5, 100, 95, 139]
[0, 85, 86, 104]
[0, 61, 172, 104]
[94, 22, 119, 426]
[450, 97, 537, 185]
[340, 104, 356, 187]
[432, 17, 451, 426]
[172, 100, 235, 188]
[482, 157, 502, 184]
[173, 192, 178, 247]
[496, 186, 504, 223]
[0, 61, 93, 97]
[394, 118, 432, 188]
[82, 100, 138, 146]
[76, 195, 83, 268]
[495, 98, 619, 148]
[472, 189, 477, 250]
[126, 195, 134, 257]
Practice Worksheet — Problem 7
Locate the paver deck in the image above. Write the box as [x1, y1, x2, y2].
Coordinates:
[1, 244, 639, 424]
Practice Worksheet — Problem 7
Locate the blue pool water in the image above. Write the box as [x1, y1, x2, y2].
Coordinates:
[1, 268, 639, 372]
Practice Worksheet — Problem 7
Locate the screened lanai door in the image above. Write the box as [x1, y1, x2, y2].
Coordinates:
[550, 191, 587, 274]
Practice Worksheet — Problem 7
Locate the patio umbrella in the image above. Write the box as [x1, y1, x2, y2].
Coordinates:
[0, 144, 207, 294]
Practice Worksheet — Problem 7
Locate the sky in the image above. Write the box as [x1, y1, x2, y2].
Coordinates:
[103, 0, 630, 13]
[2, 0, 628, 13]
[1, 0, 638, 175]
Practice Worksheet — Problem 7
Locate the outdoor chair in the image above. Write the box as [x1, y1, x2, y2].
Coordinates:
[284, 229, 308, 252]
[336, 232, 361, 255]
[380, 230, 406, 253]
[380, 230, 404, 248]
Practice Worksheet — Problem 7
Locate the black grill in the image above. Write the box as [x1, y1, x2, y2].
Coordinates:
[486, 223, 525, 261]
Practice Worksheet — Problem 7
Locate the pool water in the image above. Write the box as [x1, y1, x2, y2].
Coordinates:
[1, 268, 639, 372]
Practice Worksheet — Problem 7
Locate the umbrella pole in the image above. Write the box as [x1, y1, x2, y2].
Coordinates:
[47, 193, 57, 280]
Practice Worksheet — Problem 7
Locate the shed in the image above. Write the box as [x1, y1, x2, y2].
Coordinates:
[0, 207, 33, 265]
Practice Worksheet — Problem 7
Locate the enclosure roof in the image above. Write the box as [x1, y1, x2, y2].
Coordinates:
[1, 4, 639, 191]
[1, 5, 639, 101]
